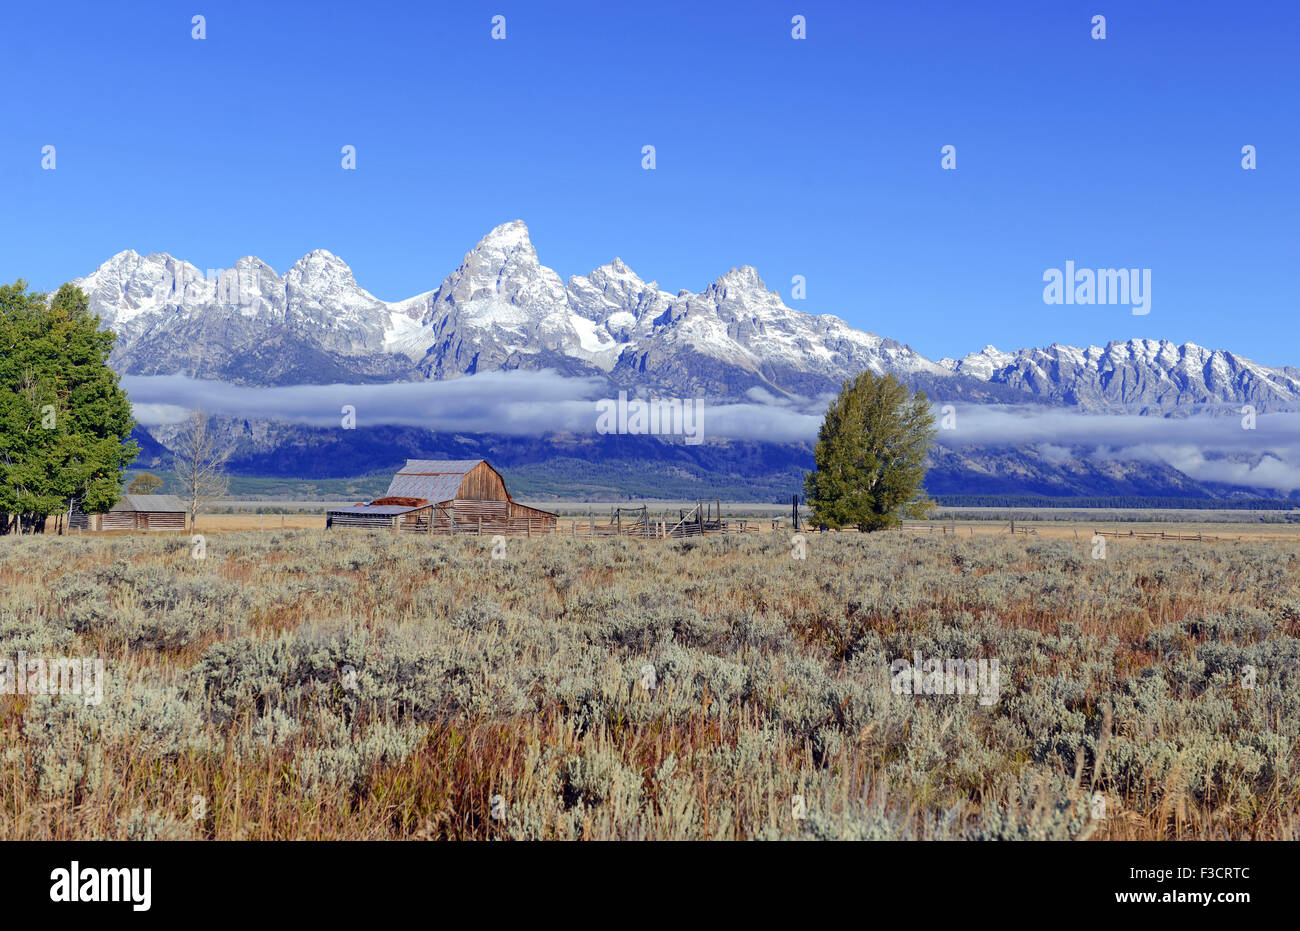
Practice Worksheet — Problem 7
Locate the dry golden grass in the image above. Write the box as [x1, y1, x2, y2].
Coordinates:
[1, 528, 1296, 840]
[41, 507, 1300, 542]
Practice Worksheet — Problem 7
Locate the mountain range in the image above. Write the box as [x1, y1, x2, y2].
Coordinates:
[72, 221, 1300, 501]
[75, 220, 1300, 415]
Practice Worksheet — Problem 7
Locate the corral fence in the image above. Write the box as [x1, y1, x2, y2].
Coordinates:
[524, 502, 769, 540]
[899, 520, 981, 536]
[661, 500, 762, 538]
[1091, 528, 1230, 543]
[569, 503, 767, 539]
[327, 499, 777, 541]
[397, 505, 556, 537]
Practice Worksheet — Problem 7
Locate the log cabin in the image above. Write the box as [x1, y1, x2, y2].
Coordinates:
[70, 494, 188, 531]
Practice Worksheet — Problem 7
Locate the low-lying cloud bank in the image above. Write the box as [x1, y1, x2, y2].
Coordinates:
[122, 373, 1300, 491]
[938, 405, 1300, 492]
[124, 372, 831, 444]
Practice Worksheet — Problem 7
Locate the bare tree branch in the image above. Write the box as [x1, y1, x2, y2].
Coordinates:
[172, 410, 232, 530]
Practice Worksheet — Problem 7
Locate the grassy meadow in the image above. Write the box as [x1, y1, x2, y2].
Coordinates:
[1, 528, 1297, 840]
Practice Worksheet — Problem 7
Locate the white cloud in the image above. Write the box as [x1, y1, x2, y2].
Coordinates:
[122, 371, 830, 444]
[938, 405, 1300, 491]
[120, 374, 1300, 491]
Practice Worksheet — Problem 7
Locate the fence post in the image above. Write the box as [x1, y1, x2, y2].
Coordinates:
[478, 516, 482, 536]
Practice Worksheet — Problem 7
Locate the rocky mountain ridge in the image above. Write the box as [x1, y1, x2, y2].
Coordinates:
[77, 220, 1300, 413]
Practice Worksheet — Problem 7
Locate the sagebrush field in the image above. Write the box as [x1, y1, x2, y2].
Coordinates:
[2, 530, 1297, 840]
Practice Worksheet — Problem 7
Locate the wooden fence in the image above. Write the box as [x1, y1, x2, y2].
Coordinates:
[1091, 529, 1224, 542]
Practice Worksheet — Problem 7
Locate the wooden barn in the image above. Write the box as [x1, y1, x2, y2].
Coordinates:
[70, 494, 188, 532]
[326, 459, 558, 535]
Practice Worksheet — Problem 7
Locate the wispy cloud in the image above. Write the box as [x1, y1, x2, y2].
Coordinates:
[125, 371, 608, 432]
[936, 404, 1300, 449]
[937, 405, 1300, 491]
[122, 372, 830, 443]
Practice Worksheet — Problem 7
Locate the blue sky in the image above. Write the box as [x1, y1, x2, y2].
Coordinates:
[2, 0, 1297, 365]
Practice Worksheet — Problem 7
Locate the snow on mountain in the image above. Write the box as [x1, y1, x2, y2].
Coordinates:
[410, 220, 595, 380]
[74, 246, 412, 384]
[603, 263, 952, 398]
[943, 340, 1300, 414]
[938, 345, 1017, 379]
[72, 221, 1300, 411]
[77, 250, 212, 332]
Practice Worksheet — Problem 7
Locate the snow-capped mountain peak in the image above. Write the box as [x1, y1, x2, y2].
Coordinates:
[476, 218, 533, 252]
[77, 250, 209, 329]
[70, 222, 1300, 411]
[939, 338, 1300, 413]
[431, 219, 563, 311]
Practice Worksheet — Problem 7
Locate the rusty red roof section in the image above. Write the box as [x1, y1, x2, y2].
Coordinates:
[370, 496, 429, 508]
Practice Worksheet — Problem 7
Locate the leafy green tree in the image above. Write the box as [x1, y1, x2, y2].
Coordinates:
[0, 281, 138, 533]
[804, 371, 937, 532]
[128, 472, 164, 494]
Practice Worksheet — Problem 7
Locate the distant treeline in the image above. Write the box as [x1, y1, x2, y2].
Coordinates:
[500, 458, 808, 503]
[932, 495, 1299, 510]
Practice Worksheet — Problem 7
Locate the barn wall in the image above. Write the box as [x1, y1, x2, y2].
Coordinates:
[441, 505, 554, 535]
[328, 512, 398, 530]
[456, 462, 509, 501]
[144, 512, 187, 531]
[398, 507, 434, 532]
[430, 510, 456, 532]
[509, 502, 557, 524]
[452, 499, 509, 520]
[94, 510, 187, 531]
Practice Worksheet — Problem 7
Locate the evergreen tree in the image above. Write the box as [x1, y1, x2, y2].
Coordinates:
[804, 371, 936, 532]
[0, 281, 138, 533]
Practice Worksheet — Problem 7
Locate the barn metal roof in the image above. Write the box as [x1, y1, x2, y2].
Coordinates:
[398, 459, 484, 474]
[111, 494, 187, 513]
[384, 459, 487, 503]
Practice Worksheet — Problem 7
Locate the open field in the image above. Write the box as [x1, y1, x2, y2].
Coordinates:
[2, 528, 1296, 840]
[898, 521, 1300, 543]
[42, 510, 1300, 543]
